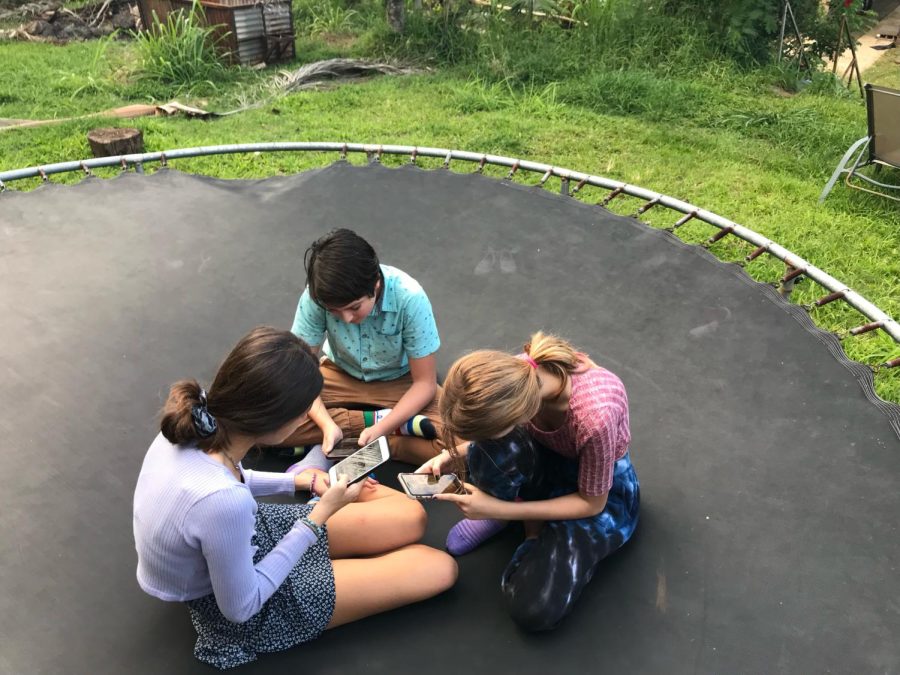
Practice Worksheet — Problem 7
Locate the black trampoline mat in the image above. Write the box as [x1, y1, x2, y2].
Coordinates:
[1, 162, 898, 674]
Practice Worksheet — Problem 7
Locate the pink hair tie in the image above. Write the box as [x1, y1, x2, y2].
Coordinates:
[519, 354, 538, 370]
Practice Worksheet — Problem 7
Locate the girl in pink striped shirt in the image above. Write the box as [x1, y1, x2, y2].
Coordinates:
[425, 331, 640, 631]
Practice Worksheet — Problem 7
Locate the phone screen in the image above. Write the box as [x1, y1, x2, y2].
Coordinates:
[330, 439, 387, 484]
[399, 473, 463, 497]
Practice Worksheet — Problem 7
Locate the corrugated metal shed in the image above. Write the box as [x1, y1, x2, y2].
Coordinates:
[136, 0, 295, 65]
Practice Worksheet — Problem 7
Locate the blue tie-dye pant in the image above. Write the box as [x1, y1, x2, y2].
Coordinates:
[466, 427, 640, 631]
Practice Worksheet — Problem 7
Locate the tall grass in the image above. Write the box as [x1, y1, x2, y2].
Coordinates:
[374, 0, 723, 76]
[134, 0, 231, 94]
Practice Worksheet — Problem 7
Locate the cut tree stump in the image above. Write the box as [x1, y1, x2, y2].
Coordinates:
[87, 127, 144, 158]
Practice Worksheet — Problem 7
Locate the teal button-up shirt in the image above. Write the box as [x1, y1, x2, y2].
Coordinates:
[292, 265, 440, 382]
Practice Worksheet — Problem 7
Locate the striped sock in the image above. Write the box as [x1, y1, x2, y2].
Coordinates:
[363, 408, 437, 440]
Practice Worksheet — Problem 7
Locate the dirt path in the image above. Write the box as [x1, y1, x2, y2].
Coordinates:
[831, 1, 900, 74]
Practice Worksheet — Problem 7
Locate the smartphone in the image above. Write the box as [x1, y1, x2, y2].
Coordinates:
[328, 436, 390, 485]
[324, 437, 361, 460]
[397, 473, 466, 500]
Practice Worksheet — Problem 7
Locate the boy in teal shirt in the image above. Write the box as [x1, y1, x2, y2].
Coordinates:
[284, 229, 443, 465]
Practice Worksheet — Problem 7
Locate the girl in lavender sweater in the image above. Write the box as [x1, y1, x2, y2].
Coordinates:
[133, 327, 457, 669]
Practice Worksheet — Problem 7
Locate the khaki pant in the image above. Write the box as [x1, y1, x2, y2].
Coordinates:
[286, 360, 443, 465]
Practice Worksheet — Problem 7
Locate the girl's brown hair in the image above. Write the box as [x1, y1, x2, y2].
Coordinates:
[439, 331, 582, 456]
[159, 326, 323, 451]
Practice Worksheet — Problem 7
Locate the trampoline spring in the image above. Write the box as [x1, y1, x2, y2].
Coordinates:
[600, 186, 624, 206]
[706, 226, 734, 244]
[38, 168, 49, 183]
[746, 245, 768, 262]
[505, 161, 520, 180]
[537, 169, 553, 187]
[409, 148, 418, 165]
[849, 320, 884, 336]
[160, 153, 168, 167]
[442, 151, 453, 169]
[0, 179, 5, 192]
[634, 196, 661, 217]
[339, 144, 348, 160]
[882, 356, 900, 369]
[813, 290, 846, 307]
[781, 266, 806, 284]
[80, 162, 92, 176]
[572, 177, 588, 195]
[120, 158, 129, 172]
[376, 146, 383, 163]
[672, 210, 698, 230]
[476, 156, 487, 173]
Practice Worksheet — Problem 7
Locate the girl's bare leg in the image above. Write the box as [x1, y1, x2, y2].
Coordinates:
[327, 485, 427, 558]
[327, 545, 457, 629]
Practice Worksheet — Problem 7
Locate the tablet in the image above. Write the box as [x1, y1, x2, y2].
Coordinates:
[327, 436, 390, 485]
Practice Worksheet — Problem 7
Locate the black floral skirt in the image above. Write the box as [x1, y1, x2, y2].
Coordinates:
[186, 502, 335, 669]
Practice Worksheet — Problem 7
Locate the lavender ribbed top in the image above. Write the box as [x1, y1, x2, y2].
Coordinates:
[133, 433, 317, 623]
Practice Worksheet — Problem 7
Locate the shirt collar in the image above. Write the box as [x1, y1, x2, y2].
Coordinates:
[371, 265, 397, 315]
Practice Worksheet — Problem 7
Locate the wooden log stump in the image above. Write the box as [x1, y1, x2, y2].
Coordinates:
[87, 127, 144, 158]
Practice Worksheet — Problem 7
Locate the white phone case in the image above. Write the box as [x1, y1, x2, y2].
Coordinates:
[327, 435, 390, 485]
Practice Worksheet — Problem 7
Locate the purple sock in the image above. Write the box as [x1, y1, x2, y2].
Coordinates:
[446, 518, 508, 556]
[286, 444, 331, 474]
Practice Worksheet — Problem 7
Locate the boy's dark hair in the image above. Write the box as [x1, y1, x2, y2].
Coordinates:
[160, 327, 323, 451]
[304, 229, 382, 308]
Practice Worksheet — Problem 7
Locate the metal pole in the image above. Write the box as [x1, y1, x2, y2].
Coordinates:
[777, 0, 789, 63]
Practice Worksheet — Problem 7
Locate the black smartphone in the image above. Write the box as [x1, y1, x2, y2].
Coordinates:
[397, 473, 466, 500]
[325, 438, 362, 460]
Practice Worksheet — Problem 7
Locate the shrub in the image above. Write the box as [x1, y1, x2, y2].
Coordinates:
[133, 0, 231, 93]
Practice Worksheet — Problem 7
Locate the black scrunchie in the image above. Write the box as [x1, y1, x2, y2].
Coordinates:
[191, 389, 218, 439]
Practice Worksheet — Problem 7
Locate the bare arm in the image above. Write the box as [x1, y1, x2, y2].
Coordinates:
[303, 395, 343, 453]
[358, 353, 438, 444]
[436, 484, 608, 521]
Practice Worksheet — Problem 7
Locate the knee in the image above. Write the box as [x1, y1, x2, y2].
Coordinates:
[504, 592, 568, 632]
[411, 545, 458, 594]
[502, 566, 571, 632]
[400, 498, 428, 541]
[434, 551, 459, 592]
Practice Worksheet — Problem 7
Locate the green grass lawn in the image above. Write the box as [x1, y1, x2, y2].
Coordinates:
[1, 36, 899, 402]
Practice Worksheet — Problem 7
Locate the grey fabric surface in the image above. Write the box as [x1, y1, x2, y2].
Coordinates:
[1, 162, 898, 674]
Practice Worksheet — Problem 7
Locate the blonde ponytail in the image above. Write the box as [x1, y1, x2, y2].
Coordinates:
[524, 331, 580, 399]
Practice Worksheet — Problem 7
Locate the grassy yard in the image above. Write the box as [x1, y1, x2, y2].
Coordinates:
[1, 27, 899, 401]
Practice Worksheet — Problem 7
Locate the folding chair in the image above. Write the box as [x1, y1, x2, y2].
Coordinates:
[819, 83, 900, 203]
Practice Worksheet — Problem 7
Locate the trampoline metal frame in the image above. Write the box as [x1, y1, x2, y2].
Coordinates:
[1, 141, 898, 365]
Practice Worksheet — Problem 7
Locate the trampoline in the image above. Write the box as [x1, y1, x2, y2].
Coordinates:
[1, 144, 899, 674]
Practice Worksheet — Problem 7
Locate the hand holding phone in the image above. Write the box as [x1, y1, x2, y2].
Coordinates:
[325, 437, 362, 460]
[309, 475, 365, 523]
[414, 448, 453, 477]
[328, 436, 390, 486]
[398, 472, 467, 500]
